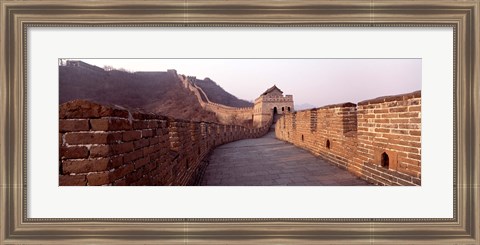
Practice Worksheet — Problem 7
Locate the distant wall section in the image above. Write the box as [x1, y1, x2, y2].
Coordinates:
[178, 74, 255, 126]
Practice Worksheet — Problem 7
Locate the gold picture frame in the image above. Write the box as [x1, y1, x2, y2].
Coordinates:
[1, 0, 478, 243]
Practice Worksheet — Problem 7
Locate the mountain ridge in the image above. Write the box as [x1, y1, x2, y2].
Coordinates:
[191, 77, 253, 108]
[59, 63, 252, 123]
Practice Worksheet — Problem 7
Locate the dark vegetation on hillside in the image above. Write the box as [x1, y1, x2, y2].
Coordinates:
[193, 78, 253, 107]
[59, 65, 218, 122]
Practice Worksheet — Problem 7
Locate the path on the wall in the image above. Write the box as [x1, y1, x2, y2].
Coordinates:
[199, 124, 370, 186]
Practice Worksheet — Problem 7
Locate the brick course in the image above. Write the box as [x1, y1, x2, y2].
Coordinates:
[59, 100, 272, 186]
[275, 91, 421, 186]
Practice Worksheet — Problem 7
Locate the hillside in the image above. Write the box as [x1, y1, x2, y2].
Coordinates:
[59, 64, 218, 122]
[192, 78, 253, 107]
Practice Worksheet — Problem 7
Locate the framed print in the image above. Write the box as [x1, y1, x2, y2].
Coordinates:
[1, 0, 479, 244]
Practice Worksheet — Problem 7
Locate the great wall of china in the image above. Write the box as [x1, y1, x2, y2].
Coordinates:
[275, 91, 421, 186]
[59, 66, 421, 186]
[177, 72, 255, 126]
[59, 100, 272, 186]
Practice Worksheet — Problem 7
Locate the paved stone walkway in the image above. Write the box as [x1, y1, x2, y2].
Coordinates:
[199, 128, 370, 186]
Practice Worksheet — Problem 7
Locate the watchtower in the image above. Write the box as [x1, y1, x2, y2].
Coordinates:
[253, 85, 294, 127]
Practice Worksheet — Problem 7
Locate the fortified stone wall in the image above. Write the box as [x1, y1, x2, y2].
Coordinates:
[275, 91, 421, 186]
[253, 88, 294, 127]
[59, 100, 271, 186]
[178, 74, 254, 126]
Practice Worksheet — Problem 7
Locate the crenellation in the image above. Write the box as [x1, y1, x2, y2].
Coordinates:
[276, 90, 421, 186]
[59, 99, 273, 186]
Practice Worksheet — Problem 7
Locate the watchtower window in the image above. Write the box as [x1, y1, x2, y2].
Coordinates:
[282, 107, 285, 111]
[326, 139, 331, 149]
[301, 134, 304, 141]
[288, 107, 291, 112]
[273, 107, 278, 114]
[381, 152, 389, 169]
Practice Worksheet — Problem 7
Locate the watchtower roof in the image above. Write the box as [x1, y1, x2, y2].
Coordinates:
[262, 85, 283, 96]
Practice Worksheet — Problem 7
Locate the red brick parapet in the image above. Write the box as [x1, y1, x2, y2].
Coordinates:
[276, 91, 421, 186]
[59, 100, 272, 186]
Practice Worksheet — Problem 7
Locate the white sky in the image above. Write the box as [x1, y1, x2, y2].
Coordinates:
[75, 58, 421, 107]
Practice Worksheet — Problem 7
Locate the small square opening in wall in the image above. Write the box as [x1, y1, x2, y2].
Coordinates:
[374, 149, 398, 170]
[381, 152, 389, 168]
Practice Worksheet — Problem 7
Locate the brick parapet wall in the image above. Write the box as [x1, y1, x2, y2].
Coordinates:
[59, 100, 271, 186]
[275, 91, 421, 186]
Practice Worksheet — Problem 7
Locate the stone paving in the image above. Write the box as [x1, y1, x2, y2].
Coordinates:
[199, 127, 370, 186]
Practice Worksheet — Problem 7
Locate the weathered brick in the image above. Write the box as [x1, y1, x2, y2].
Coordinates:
[391, 129, 409, 135]
[133, 120, 148, 129]
[399, 112, 419, 118]
[396, 177, 413, 186]
[382, 114, 398, 118]
[90, 118, 132, 131]
[390, 118, 409, 124]
[59, 119, 89, 132]
[409, 106, 421, 112]
[408, 153, 421, 160]
[89, 145, 111, 158]
[410, 130, 421, 136]
[375, 128, 390, 133]
[134, 139, 150, 149]
[60, 146, 89, 159]
[389, 107, 408, 113]
[126, 169, 144, 184]
[64, 132, 122, 145]
[143, 145, 158, 155]
[145, 161, 157, 172]
[412, 177, 421, 185]
[142, 129, 154, 138]
[373, 109, 388, 113]
[59, 175, 87, 186]
[134, 157, 149, 169]
[111, 142, 134, 154]
[409, 118, 421, 123]
[124, 149, 143, 163]
[398, 124, 420, 130]
[405, 164, 421, 173]
[62, 158, 111, 174]
[110, 164, 134, 181]
[87, 172, 110, 186]
[123, 130, 142, 142]
[398, 156, 420, 166]
[110, 155, 124, 168]
[149, 136, 161, 145]
[397, 165, 419, 177]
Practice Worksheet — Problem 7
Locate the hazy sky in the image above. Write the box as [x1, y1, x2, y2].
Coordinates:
[76, 59, 421, 107]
